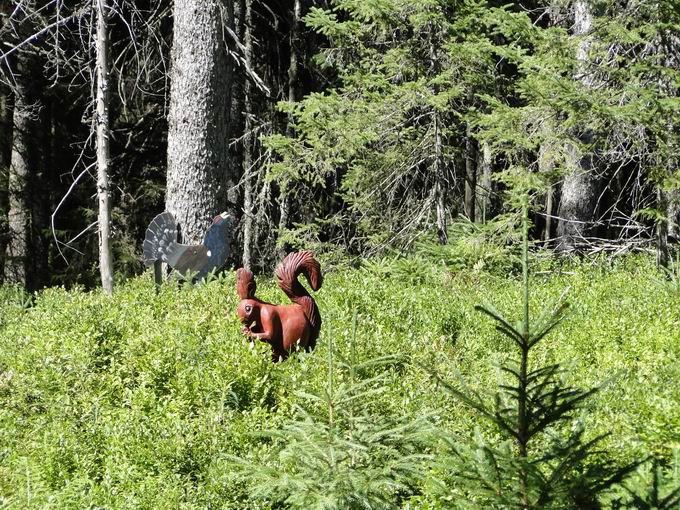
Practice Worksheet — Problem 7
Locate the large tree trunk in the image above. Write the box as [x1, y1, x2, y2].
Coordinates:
[95, 0, 114, 293]
[166, 0, 232, 244]
[0, 84, 13, 282]
[556, 1, 601, 252]
[556, 137, 600, 251]
[5, 52, 40, 287]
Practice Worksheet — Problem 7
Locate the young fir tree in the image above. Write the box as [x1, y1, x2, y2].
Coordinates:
[426, 192, 639, 508]
[226, 312, 430, 509]
[607, 456, 680, 509]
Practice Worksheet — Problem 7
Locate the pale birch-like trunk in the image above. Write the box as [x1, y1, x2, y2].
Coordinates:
[166, 0, 231, 244]
[241, 0, 254, 268]
[95, 0, 114, 294]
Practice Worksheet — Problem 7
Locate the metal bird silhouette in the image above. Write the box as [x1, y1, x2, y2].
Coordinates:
[143, 211, 234, 281]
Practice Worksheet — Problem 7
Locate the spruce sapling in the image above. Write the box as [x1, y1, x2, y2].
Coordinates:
[428, 197, 638, 508]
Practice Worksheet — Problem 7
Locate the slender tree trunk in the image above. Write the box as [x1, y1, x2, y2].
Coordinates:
[95, 0, 114, 293]
[0, 84, 13, 282]
[657, 36, 678, 268]
[288, 0, 301, 114]
[31, 96, 51, 288]
[669, 192, 680, 243]
[433, 113, 447, 244]
[556, 1, 601, 252]
[426, 23, 448, 244]
[476, 141, 493, 223]
[658, 161, 679, 269]
[166, 0, 231, 244]
[277, 0, 302, 258]
[538, 137, 555, 242]
[657, 188, 670, 268]
[241, 0, 254, 268]
[464, 122, 476, 223]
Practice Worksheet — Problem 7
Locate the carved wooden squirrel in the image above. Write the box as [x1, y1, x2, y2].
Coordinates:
[236, 251, 322, 361]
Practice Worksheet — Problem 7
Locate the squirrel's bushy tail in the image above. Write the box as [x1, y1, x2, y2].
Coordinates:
[276, 251, 323, 347]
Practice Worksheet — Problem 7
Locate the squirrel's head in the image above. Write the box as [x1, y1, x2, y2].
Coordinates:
[237, 299, 258, 326]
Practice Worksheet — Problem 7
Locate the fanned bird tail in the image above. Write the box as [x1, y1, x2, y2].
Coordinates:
[276, 251, 323, 346]
[143, 212, 179, 266]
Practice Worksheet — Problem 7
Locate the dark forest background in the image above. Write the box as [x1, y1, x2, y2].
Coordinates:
[0, 0, 678, 291]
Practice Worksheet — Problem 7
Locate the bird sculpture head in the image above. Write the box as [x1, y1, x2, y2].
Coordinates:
[212, 212, 231, 225]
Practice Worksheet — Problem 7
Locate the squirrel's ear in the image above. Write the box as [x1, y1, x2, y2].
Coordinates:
[236, 268, 256, 299]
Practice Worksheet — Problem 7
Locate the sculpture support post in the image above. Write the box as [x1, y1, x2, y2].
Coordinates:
[154, 259, 162, 293]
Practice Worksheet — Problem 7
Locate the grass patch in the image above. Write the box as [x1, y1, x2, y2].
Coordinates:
[0, 254, 678, 507]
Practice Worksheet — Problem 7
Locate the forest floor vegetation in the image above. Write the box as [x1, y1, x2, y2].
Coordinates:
[0, 251, 679, 508]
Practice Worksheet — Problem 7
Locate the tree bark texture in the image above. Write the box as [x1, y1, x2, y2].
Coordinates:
[5, 52, 39, 287]
[241, 0, 254, 268]
[95, 0, 114, 294]
[476, 140, 493, 223]
[0, 84, 13, 281]
[556, 138, 600, 251]
[277, 0, 302, 258]
[657, 187, 670, 268]
[669, 191, 680, 242]
[166, 0, 232, 245]
[464, 122, 477, 223]
[433, 113, 447, 244]
[538, 135, 555, 242]
[556, 1, 601, 252]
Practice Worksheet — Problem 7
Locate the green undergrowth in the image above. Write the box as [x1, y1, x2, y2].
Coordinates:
[0, 254, 678, 508]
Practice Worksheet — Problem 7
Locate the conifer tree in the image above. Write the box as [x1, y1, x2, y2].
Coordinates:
[226, 313, 429, 509]
[426, 192, 639, 508]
